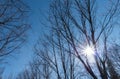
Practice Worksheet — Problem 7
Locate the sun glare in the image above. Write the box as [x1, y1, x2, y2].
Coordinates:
[84, 46, 95, 56]
[82, 45, 95, 63]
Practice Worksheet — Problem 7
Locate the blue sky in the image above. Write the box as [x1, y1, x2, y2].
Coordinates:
[3, 0, 50, 78]
[2, 0, 120, 78]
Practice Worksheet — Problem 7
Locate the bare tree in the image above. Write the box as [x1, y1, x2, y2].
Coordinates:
[34, 35, 79, 79]
[16, 0, 120, 79]
[35, 0, 120, 79]
[16, 69, 31, 79]
[107, 44, 120, 79]
[16, 57, 51, 79]
[0, 0, 30, 78]
[17, 34, 83, 79]
[0, 0, 30, 57]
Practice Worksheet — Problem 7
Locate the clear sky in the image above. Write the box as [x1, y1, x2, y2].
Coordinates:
[3, 0, 50, 78]
[2, 0, 120, 78]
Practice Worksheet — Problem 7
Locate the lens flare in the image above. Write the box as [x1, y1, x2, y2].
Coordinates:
[84, 46, 94, 55]
[82, 45, 95, 63]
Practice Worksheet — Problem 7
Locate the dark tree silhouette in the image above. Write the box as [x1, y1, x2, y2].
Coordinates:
[16, 0, 120, 79]
[0, 0, 30, 57]
[35, 0, 120, 79]
[0, 0, 30, 78]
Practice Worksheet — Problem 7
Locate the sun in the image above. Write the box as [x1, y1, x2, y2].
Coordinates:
[82, 45, 95, 63]
[83, 45, 95, 56]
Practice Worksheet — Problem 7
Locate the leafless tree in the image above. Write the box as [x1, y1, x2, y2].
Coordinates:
[0, 0, 30, 78]
[16, 69, 31, 79]
[34, 0, 120, 79]
[34, 35, 79, 79]
[16, 0, 120, 79]
[16, 34, 85, 79]
[0, 0, 30, 57]
[16, 57, 51, 79]
[107, 44, 120, 78]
